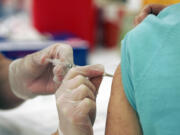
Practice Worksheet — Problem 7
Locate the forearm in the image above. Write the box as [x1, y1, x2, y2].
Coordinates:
[0, 54, 24, 109]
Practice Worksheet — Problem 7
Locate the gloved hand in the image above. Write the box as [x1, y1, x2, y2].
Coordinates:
[9, 43, 73, 99]
[56, 64, 104, 135]
[134, 4, 167, 26]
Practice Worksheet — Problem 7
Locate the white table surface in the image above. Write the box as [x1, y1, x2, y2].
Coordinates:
[0, 47, 121, 135]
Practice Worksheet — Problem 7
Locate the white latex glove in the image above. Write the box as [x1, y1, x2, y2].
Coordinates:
[56, 64, 104, 135]
[9, 43, 73, 99]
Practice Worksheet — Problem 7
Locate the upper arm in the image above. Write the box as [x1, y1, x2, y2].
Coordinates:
[105, 65, 142, 135]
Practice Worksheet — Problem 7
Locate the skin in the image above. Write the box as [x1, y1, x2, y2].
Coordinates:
[134, 4, 167, 26]
[105, 65, 142, 135]
[0, 54, 24, 109]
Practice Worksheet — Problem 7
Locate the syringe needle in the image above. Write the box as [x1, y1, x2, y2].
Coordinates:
[47, 58, 113, 77]
[103, 72, 113, 78]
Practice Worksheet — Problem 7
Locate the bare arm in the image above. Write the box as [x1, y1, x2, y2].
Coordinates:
[0, 54, 24, 109]
[105, 65, 142, 135]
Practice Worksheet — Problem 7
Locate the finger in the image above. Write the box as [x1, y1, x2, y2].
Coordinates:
[34, 43, 73, 65]
[134, 4, 166, 26]
[56, 43, 74, 64]
[72, 84, 95, 101]
[68, 75, 96, 93]
[79, 98, 96, 125]
[24, 44, 60, 76]
[142, 4, 153, 14]
[33, 44, 57, 65]
[90, 76, 103, 96]
[64, 64, 104, 81]
[53, 65, 67, 83]
[27, 43, 73, 78]
[146, 4, 167, 15]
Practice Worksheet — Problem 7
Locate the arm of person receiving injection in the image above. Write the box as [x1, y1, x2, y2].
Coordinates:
[105, 65, 142, 135]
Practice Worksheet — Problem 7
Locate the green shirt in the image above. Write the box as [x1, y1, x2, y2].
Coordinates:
[121, 3, 180, 135]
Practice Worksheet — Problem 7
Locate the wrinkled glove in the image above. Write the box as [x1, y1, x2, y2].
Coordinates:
[9, 43, 73, 99]
[56, 64, 104, 135]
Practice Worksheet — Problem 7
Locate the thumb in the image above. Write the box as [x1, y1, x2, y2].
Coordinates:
[21, 52, 49, 77]
[64, 64, 104, 80]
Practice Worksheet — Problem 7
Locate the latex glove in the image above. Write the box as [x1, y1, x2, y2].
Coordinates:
[9, 43, 73, 99]
[56, 64, 104, 135]
[134, 4, 167, 26]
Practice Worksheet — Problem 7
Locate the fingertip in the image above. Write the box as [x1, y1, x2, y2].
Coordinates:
[143, 4, 152, 13]
[87, 64, 105, 76]
[53, 65, 64, 75]
[53, 75, 64, 84]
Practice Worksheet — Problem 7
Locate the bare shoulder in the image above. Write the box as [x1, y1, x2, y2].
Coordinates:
[105, 65, 142, 135]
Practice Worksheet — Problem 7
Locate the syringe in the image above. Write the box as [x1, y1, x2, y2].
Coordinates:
[46, 58, 113, 78]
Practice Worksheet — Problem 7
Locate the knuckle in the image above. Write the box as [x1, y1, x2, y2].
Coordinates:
[51, 44, 59, 50]
[76, 75, 85, 82]
[84, 98, 94, 106]
[80, 87, 89, 96]
[79, 84, 89, 91]
[77, 84, 95, 100]
[64, 44, 73, 51]
[69, 67, 77, 74]
[58, 43, 73, 52]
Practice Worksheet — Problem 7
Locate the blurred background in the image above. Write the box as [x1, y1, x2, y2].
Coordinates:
[0, 0, 179, 135]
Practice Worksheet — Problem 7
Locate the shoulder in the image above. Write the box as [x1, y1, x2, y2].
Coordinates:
[121, 4, 180, 80]
[125, 3, 180, 57]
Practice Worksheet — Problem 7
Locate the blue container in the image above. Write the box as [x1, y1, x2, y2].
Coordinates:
[0, 40, 89, 66]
